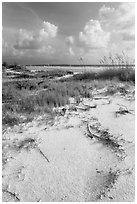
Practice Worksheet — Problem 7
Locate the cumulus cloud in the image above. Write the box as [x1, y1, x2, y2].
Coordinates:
[79, 19, 110, 48]
[38, 21, 58, 41]
[68, 47, 75, 56]
[37, 45, 56, 55]
[78, 3, 134, 62]
[66, 36, 75, 56]
[99, 3, 135, 41]
[14, 21, 58, 50]
[3, 3, 134, 64]
[3, 39, 27, 58]
[43, 21, 57, 38]
[14, 29, 38, 50]
[99, 5, 115, 21]
[66, 36, 74, 45]
[98, 2, 135, 60]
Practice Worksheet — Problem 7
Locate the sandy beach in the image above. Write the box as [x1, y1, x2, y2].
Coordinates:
[2, 91, 135, 202]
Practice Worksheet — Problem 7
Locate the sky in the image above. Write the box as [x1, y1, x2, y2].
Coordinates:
[2, 2, 135, 65]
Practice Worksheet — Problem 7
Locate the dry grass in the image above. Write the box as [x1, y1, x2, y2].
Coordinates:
[67, 67, 135, 82]
[97, 168, 121, 200]
[87, 123, 126, 160]
[2, 57, 135, 127]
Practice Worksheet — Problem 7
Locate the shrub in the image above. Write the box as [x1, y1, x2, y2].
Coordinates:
[2, 112, 19, 126]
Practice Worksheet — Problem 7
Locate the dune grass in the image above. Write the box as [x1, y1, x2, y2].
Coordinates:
[2, 79, 93, 126]
[2, 57, 135, 127]
[65, 67, 135, 82]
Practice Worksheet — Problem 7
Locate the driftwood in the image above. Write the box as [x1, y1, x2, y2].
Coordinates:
[15, 138, 50, 162]
[87, 124, 122, 149]
[86, 124, 127, 161]
[3, 189, 20, 201]
[82, 102, 97, 108]
[37, 147, 50, 163]
[76, 103, 96, 111]
[76, 106, 91, 111]
[115, 104, 134, 117]
[87, 124, 99, 139]
[93, 96, 109, 100]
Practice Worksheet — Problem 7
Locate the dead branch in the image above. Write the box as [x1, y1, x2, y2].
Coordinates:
[115, 106, 134, 117]
[37, 147, 50, 163]
[87, 124, 122, 148]
[117, 103, 128, 111]
[87, 124, 100, 139]
[13, 138, 50, 162]
[93, 96, 109, 100]
[81, 102, 97, 108]
[76, 104, 96, 111]
[76, 106, 90, 111]
[3, 189, 20, 201]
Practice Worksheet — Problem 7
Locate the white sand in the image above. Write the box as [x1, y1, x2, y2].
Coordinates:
[2, 95, 135, 202]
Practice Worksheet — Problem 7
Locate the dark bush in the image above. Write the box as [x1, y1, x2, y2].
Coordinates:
[2, 113, 19, 126]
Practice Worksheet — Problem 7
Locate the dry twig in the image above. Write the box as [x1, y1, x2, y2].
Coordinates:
[14, 138, 50, 162]
[115, 105, 134, 117]
[3, 189, 20, 201]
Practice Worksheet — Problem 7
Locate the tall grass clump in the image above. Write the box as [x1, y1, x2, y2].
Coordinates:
[99, 52, 135, 82]
[2, 80, 92, 122]
[69, 68, 134, 82]
[65, 52, 135, 82]
[2, 83, 22, 102]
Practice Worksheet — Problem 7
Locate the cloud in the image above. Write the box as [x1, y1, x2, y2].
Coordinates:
[66, 36, 75, 56]
[2, 39, 27, 58]
[66, 36, 74, 45]
[43, 21, 58, 38]
[68, 47, 75, 56]
[78, 3, 134, 62]
[14, 29, 38, 50]
[79, 19, 110, 48]
[3, 2, 135, 64]
[99, 3, 135, 41]
[37, 45, 56, 55]
[99, 5, 115, 21]
[14, 21, 58, 50]
[2, 39, 8, 53]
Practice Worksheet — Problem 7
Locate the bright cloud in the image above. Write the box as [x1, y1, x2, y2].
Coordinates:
[78, 2, 134, 61]
[66, 36, 74, 45]
[14, 21, 58, 50]
[99, 3, 135, 41]
[66, 36, 75, 56]
[14, 29, 38, 50]
[2, 2, 135, 64]
[43, 21, 58, 38]
[3, 39, 27, 58]
[79, 19, 110, 48]
[68, 47, 75, 56]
